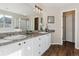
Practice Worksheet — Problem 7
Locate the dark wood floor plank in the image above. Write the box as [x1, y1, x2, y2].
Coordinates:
[42, 41, 79, 56]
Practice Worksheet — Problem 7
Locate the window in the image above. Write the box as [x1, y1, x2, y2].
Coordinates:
[0, 15, 4, 27]
[0, 15, 12, 28]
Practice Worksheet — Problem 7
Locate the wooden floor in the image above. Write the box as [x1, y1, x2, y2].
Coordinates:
[42, 41, 79, 56]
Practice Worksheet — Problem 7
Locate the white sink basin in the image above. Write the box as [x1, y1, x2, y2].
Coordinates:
[39, 32, 48, 34]
[4, 35, 27, 40]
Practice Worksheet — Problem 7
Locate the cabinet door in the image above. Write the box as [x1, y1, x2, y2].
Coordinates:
[0, 42, 22, 56]
[39, 33, 51, 55]
[39, 35, 47, 55]
[45, 33, 51, 50]
[32, 37, 41, 56]
[22, 39, 33, 56]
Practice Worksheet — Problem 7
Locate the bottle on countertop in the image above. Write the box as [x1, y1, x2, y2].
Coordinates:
[45, 24, 48, 32]
[45, 26, 48, 32]
[45, 28, 48, 32]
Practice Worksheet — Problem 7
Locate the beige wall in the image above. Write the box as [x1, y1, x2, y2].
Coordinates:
[43, 8, 62, 45]
[42, 6, 79, 49]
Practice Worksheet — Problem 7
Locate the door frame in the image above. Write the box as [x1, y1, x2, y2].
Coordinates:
[34, 17, 39, 31]
[61, 8, 77, 48]
[63, 10, 75, 43]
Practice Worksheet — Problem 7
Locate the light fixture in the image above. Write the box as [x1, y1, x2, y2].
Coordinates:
[34, 5, 43, 14]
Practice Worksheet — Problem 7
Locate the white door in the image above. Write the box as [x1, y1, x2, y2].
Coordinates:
[66, 15, 73, 42]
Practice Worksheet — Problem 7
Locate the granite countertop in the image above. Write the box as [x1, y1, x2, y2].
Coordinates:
[0, 32, 52, 46]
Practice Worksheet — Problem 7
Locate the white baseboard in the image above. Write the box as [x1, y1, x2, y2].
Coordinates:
[75, 45, 79, 49]
[51, 42, 62, 45]
[75, 47, 79, 49]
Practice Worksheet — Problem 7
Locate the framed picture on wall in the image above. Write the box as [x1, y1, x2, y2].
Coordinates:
[47, 16, 55, 23]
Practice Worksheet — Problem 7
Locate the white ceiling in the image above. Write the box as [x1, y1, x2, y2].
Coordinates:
[0, 3, 78, 16]
[0, 3, 33, 16]
[28, 3, 79, 11]
[40, 3, 79, 8]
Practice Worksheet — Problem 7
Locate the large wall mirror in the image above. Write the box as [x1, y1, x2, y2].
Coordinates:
[0, 15, 4, 27]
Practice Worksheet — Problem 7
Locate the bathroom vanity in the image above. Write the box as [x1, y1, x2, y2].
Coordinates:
[0, 32, 52, 56]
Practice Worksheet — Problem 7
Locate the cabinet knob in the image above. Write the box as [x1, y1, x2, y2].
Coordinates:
[24, 42, 26, 44]
[39, 44, 41, 47]
[38, 52, 41, 54]
[39, 38, 41, 40]
[18, 43, 21, 45]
